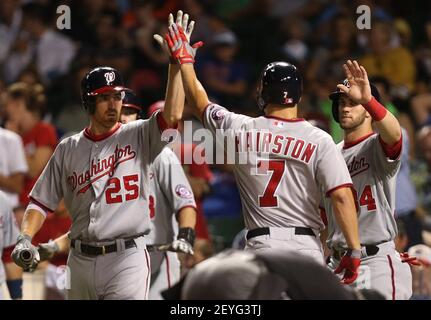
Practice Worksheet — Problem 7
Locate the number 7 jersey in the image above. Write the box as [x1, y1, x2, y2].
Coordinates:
[322, 133, 401, 250]
[202, 104, 353, 231]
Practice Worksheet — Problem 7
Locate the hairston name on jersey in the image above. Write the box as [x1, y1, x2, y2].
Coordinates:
[234, 130, 317, 164]
[67, 144, 137, 194]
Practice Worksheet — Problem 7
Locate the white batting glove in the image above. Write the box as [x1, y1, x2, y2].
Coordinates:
[11, 234, 40, 272]
[153, 10, 196, 58]
[169, 238, 194, 255]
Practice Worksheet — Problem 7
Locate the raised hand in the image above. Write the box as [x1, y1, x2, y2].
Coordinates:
[337, 60, 372, 105]
[153, 10, 196, 58]
[165, 23, 203, 64]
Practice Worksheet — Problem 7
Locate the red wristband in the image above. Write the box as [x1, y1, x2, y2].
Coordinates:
[364, 97, 387, 121]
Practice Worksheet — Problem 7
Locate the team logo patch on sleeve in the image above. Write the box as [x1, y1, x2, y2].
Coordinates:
[175, 184, 193, 199]
[211, 108, 226, 121]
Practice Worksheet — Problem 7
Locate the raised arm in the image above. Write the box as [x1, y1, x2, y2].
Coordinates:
[338, 60, 402, 145]
[154, 11, 205, 124]
[165, 23, 207, 120]
[162, 64, 184, 126]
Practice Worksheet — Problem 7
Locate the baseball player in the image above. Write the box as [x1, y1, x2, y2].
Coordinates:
[322, 60, 413, 299]
[164, 23, 361, 283]
[0, 190, 22, 300]
[120, 91, 197, 300]
[10, 63, 184, 299]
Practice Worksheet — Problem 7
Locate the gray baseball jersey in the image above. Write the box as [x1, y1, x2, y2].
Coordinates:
[323, 133, 400, 249]
[203, 104, 352, 231]
[147, 148, 195, 299]
[0, 191, 20, 285]
[0, 128, 28, 208]
[29, 112, 170, 242]
[147, 147, 196, 246]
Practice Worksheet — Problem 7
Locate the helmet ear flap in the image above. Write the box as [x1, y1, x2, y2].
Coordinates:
[82, 95, 96, 114]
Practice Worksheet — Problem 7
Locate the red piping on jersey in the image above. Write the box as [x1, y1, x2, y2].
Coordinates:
[156, 111, 178, 132]
[264, 115, 305, 122]
[387, 255, 396, 300]
[2, 245, 14, 263]
[343, 133, 375, 149]
[144, 249, 151, 299]
[378, 134, 403, 160]
[84, 122, 121, 142]
[325, 183, 354, 197]
[29, 196, 54, 213]
[201, 103, 214, 127]
[165, 252, 171, 288]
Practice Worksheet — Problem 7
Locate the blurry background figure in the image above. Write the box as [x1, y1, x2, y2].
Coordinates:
[19, 2, 76, 86]
[198, 30, 248, 112]
[163, 249, 385, 300]
[0, 125, 28, 210]
[2, 82, 57, 226]
[408, 244, 431, 299]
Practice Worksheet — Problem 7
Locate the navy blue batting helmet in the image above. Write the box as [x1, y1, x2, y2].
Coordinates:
[329, 79, 381, 123]
[81, 66, 127, 113]
[256, 61, 302, 110]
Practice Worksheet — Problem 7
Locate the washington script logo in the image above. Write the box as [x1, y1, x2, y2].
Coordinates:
[347, 156, 370, 177]
[68, 144, 136, 194]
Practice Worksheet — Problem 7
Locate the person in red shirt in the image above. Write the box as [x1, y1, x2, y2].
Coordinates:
[3, 82, 57, 225]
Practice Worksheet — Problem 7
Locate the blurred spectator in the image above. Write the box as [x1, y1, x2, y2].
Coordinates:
[198, 30, 248, 110]
[0, 0, 23, 70]
[307, 14, 360, 82]
[415, 20, 431, 94]
[0, 126, 27, 209]
[360, 20, 416, 96]
[411, 93, 431, 128]
[128, 2, 168, 106]
[53, 65, 90, 133]
[3, 82, 57, 224]
[307, 14, 360, 143]
[20, 2, 77, 85]
[394, 128, 423, 248]
[279, 16, 309, 68]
